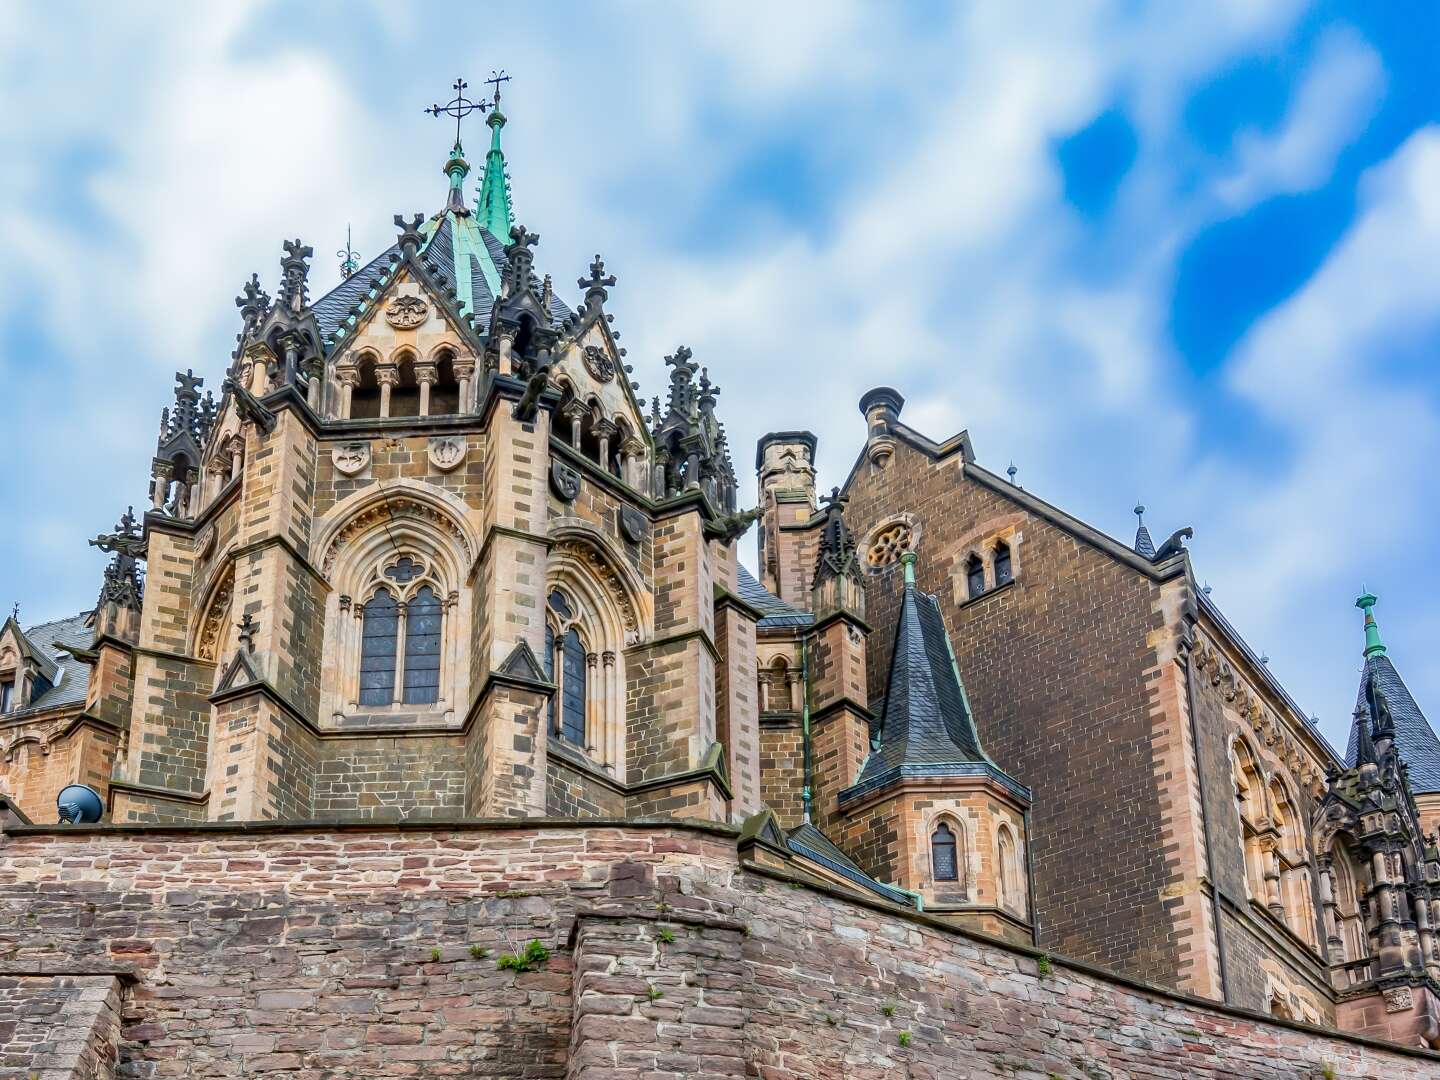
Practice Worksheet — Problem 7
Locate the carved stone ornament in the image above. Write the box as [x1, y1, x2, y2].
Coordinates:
[384, 295, 429, 329]
[333, 442, 371, 477]
[582, 344, 615, 383]
[428, 436, 467, 473]
[550, 459, 581, 503]
[1384, 986, 1414, 1013]
[618, 505, 647, 544]
[196, 528, 217, 561]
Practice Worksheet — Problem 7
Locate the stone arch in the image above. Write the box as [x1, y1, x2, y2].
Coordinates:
[995, 820, 1022, 914]
[314, 481, 478, 724]
[191, 561, 236, 663]
[925, 810, 968, 890]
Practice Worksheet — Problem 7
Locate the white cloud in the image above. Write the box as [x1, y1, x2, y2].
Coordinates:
[1216, 27, 1384, 208]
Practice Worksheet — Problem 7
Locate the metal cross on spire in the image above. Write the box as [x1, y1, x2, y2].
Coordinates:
[426, 77, 492, 151]
[485, 69, 511, 107]
[337, 224, 359, 280]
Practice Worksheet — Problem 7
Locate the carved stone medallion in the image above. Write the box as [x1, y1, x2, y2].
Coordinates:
[428, 436, 466, 473]
[619, 505, 647, 544]
[333, 441, 371, 477]
[582, 344, 615, 383]
[385, 295, 428, 329]
[550, 459, 580, 502]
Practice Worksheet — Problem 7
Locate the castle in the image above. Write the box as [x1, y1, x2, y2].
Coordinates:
[2, 84, 1439, 1075]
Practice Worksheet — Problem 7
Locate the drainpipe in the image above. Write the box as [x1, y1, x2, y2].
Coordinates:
[800, 637, 813, 824]
[1184, 627, 1232, 1004]
[1023, 805, 1040, 946]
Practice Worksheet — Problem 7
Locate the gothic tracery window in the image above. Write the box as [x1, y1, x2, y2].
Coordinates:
[866, 521, 914, 568]
[966, 555, 986, 599]
[354, 555, 451, 709]
[997, 824, 1020, 913]
[358, 588, 399, 707]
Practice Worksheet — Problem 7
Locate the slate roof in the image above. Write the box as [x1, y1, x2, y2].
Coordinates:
[311, 214, 572, 352]
[7, 612, 91, 717]
[845, 568, 1029, 803]
[786, 822, 915, 907]
[735, 565, 813, 629]
[1348, 654, 1440, 794]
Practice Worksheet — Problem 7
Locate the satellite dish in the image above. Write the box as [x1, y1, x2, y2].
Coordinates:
[56, 784, 104, 825]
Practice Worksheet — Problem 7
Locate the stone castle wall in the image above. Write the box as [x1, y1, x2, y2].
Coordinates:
[0, 819, 1434, 1078]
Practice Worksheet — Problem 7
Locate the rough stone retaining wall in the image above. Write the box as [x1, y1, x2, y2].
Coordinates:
[0, 819, 1434, 1079]
[0, 973, 123, 1080]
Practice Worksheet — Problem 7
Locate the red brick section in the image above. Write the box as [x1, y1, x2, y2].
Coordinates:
[0, 821, 1435, 1078]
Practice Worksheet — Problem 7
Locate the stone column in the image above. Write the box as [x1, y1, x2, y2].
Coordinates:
[563, 401, 588, 450]
[496, 327, 516, 376]
[415, 362, 438, 417]
[378, 367, 400, 418]
[602, 650, 618, 775]
[336, 368, 358, 419]
[593, 418, 617, 472]
[150, 462, 172, 510]
[303, 359, 322, 411]
[454, 360, 475, 414]
[1263, 838, 1284, 921]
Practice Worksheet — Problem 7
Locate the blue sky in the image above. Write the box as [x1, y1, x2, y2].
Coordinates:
[2, 1, 1438, 750]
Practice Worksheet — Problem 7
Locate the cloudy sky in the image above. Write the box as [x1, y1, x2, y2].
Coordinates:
[2, 1, 1437, 750]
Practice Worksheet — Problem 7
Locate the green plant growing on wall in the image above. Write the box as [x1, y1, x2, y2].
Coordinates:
[880, 1002, 896, 1018]
[469, 945, 489, 960]
[646, 984, 664, 1001]
[1035, 954, 1052, 977]
[824, 1014, 837, 1026]
[657, 927, 676, 945]
[898, 1031, 912, 1048]
[1320, 1066, 1336, 1080]
[497, 939, 550, 972]
[429, 947, 442, 962]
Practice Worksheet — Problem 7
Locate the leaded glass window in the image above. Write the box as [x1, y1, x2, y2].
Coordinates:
[359, 588, 399, 706]
[402, 585, 442, 705]
[931, 822, 958, 882]
[561, 628, 587, 745]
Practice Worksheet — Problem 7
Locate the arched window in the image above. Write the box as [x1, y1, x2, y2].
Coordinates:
[547, 590, 589, 748]
[768, 655, 791, 712]
[993, 541, 1012, 586]
[402, 585, 442, 705]
[931, 822, 959, 882]
[429, 351, 460, 415]
[1232, 740, 1265, 899]
[966, 554, 985, 599]
[390, 354, 421, 417]
[358, 588, 399, 706]
[997, 826, 1018, 911]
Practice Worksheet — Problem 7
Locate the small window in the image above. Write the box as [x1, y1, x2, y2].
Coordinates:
[561, 629, 587, 745]
[965, 555, 985, 599]
[993, 542, 1012, 586]
[402, 586, 442, 705]
[0, 680, 12, 713]
[931, 823, 959, 882]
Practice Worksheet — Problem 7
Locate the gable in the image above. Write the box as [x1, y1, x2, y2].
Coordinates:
[328, 268, 479, 376]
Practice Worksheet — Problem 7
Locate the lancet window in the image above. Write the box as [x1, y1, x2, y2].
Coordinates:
[545, 590, 590, 748]
[931, 822, 960, 882]
[352, 554, 453, 709]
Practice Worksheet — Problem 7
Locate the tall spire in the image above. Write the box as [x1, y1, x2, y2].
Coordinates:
[1356, 591, 1386, 658]
[476, 72, 513, 238]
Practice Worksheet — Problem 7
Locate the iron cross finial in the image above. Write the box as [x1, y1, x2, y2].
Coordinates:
[485, 69, 511, 107]
[9, 602, 17, 622]
[426, 76, 491, 151]
[337, 224, 359, 280]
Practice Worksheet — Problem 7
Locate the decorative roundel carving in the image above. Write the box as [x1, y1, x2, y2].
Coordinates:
[866, 520, 915, 568]
[427, 436, 466, 473]
[333, 442, 371, 477]
[582, 344, 615, 383]
[385, 295, 428, 329]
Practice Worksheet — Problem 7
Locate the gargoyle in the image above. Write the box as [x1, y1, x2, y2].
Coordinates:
[222, 377, 277, 435]
[512, 361, 552, 423]
[1152, 527, 1193, 561]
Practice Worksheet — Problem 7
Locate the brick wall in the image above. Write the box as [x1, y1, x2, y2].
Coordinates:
[842, 439, 1184, 985]
[0, 821, 1434, 1077]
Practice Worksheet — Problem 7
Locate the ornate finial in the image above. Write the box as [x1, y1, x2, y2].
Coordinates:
[1135, 503, 1145, 520]
[9, 602, 17, 623]
[1202, 582, 1212, 595]
[580, 254, 617, 294]
[1007, 462, 1018, 484]
[822, 486, 844, 510]
[236, 611, 258, 653]
[1133, 502, 1157, 560]
[900, 550, 918, 586]
[1356, 590, 1387, 658]
[337, 225, 359, 279]
[426, 76, 491, 153]
[394, 213, 426, 257]
[279, 239, 313, 312]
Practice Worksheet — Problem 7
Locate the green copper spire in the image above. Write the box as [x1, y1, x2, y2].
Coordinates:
[901, 550, 917, 586]
[476, 105, 513, 238]
[444, 144, 470, 215]
[1356, 591, 1387, 658]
